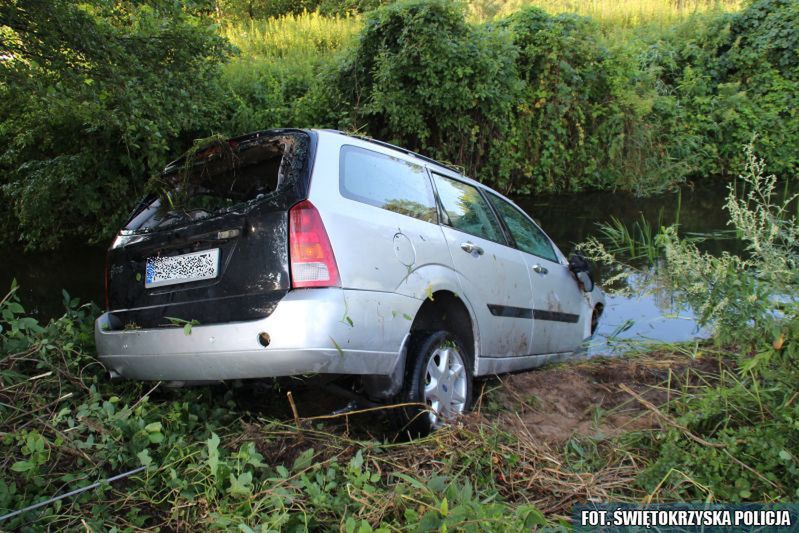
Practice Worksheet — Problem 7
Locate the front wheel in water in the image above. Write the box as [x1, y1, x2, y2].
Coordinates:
[398, 330, 473, 436]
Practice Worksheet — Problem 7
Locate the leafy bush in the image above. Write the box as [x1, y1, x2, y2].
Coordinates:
[3, 0, 799, 250]
[335, 0, 521, 179]
[496, 8, 670, 193]
[220, 12, 360, 133]
[332, 2, 676, 193]
[645, 0, 799, 180]
[0, 0, 231, 249]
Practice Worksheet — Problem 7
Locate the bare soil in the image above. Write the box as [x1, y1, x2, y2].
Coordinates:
[475, 353, 725, 444]
[217, 352, 729, 515]
[227, 352, 727, 447]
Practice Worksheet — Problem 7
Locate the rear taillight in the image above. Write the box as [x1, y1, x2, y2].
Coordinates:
[289, 200, 340, 288]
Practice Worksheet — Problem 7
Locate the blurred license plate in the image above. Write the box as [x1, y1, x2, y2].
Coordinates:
[145, 249, 219, 288]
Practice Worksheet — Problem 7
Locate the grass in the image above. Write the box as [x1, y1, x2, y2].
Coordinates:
[219, 11, 362, 133]
[469, 0, 742, 26]
[4, 284, 727, 529]
[221, 11, 361, 63]
[219, 0, 744, 65]
[0, 289, 644, 529]
[2, 276, 794, 527]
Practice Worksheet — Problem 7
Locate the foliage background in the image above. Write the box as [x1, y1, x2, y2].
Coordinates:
[1, 0, 796, 249]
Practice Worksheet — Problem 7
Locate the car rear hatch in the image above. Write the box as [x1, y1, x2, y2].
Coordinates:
[105, 129, 314, 330]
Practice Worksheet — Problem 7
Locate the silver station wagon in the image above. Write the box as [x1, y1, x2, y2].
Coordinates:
[96, 129, 604, 434]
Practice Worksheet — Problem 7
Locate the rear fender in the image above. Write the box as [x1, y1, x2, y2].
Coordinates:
[401, 269, 481, 364]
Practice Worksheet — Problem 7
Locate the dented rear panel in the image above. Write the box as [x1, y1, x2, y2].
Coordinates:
[105, 129, 315, 329]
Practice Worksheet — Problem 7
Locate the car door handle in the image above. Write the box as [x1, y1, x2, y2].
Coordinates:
[460, 242, 484, 256]
[532, 264, 548, 275]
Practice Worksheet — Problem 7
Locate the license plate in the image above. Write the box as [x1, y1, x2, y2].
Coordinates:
[145, 249, 220, 288]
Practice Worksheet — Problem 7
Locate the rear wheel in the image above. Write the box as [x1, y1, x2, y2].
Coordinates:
[397, 330, 473, 436]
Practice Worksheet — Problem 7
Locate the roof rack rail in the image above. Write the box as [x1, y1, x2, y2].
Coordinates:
[321, 129, 461, 173]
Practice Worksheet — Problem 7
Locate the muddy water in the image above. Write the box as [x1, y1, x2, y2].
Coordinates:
[0, 244, 107, 318]
[0, 181, 735, 352]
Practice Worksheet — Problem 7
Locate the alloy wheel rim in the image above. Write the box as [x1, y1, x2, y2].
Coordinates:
[423, 344, 467, 428]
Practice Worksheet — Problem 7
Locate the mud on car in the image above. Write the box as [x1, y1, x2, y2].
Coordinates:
[96, 129, 604, 435]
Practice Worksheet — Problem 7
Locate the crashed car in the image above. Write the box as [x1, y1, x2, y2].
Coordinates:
[96, 129, 604, 434]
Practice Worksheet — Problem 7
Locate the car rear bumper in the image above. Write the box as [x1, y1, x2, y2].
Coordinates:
[95, 288, 420, 381]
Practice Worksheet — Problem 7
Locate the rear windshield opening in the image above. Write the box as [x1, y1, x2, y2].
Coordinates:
[125, 132, 308, 233]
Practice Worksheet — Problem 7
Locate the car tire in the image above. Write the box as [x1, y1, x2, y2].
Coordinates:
[395, 330, 473, 437]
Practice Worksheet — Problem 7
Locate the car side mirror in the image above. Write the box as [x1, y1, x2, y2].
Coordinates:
[568, 253, 594, 292]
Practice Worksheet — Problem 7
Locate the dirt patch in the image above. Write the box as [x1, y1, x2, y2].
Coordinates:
[219, 353, 728, 448]
[476, 354, 726, 444]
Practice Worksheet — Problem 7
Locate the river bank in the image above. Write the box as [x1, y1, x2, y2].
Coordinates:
[2, 163, 796, 526]
[0, 287, 729, 528]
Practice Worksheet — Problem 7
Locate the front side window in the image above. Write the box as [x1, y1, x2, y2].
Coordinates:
[432, 173, 504, 243]
[340, 145, 437, 223]
[487, 192, 558, 262]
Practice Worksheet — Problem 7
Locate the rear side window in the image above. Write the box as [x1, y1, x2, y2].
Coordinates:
[432, 173, 504, 244]
[340, 145, 437, 223]
[487, 192, 558, 262]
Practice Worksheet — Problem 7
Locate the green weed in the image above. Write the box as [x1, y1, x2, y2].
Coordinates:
[2, 284, 634, 529]
[468, 0, 742, 26]
[580, 146, 799, 501]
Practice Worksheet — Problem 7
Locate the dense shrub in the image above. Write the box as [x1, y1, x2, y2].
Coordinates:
[0, 0, 231, 249]
[219, 12, 360, 133]
[496, 8, 667, 193]
[2, 0, 799, 250]
[222, 60, 334, 135]
[335, 0, 520, 179]
[646, 0, 799, 179]
[333, 2, 671, 193]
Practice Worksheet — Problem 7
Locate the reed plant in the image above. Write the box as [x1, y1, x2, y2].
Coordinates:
[579, 145, 799, 500]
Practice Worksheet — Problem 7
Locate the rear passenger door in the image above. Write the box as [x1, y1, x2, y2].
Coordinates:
[431, 173, 534, 357]
[487, 192, 585, 355]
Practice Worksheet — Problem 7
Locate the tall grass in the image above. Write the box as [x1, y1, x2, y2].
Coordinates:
[221, 11, 361, 62]
[219, 0, 745, 55]
[578, 146, 799, 500]
[468, 0, 743, 26]
[219, 12, 362, 133]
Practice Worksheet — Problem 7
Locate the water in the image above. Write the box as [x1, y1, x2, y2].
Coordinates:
[0, 244, 107, 318]
[518, 183, 736, 354]
[0, 181, 736, 352]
